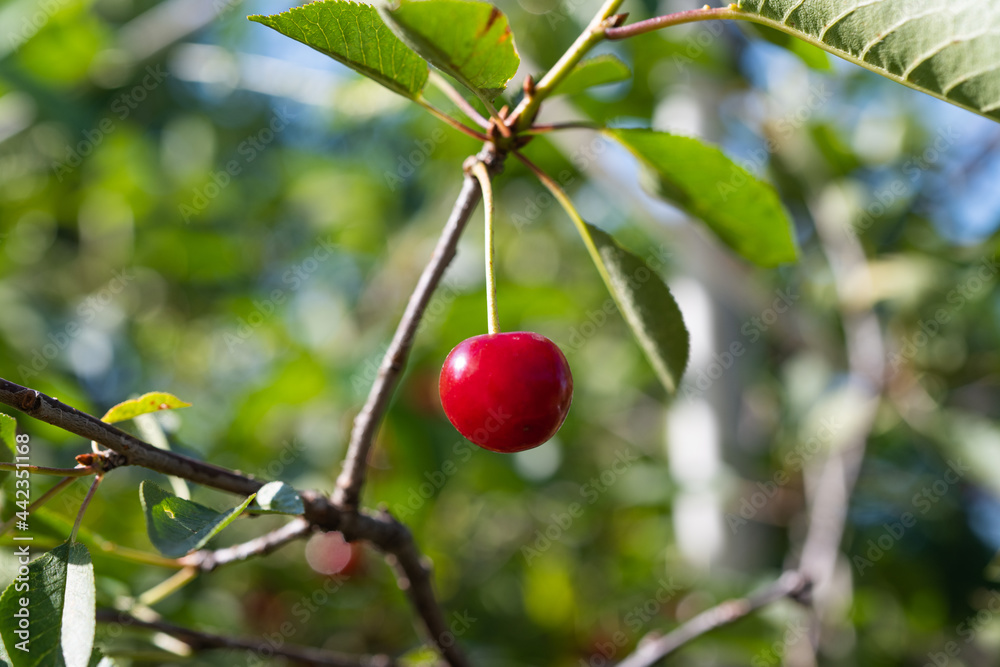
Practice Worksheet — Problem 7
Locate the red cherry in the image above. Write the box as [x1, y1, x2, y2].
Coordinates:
[439, 332, 573, 453]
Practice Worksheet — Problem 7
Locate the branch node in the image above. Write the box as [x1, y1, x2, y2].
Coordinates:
[608, 12, 629, 27]
[17, 389, 41, 412]
[75, 450, 128, 474]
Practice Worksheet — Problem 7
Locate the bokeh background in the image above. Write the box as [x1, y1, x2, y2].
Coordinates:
[1, 0, 1000, 664]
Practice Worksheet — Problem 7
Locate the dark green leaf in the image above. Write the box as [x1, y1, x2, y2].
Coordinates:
[100, 392, 190, 424]
[249, 482, 304, 515]
[139, 481, 255, 558]
[0, 542, 95, 667]
[380, 0, 519, 103]
[250, 1, 429, 99]
[737, 0, 1000, 121]
[553, 54, 632, 96]
[609, 128, 797, 267]
[579, 223, 689, 394]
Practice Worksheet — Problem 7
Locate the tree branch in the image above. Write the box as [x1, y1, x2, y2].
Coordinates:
[0, 383, 469, 666]
[615, 571, 810, 667]
[785, 195, 887, 663]
[0, 148, 510, 667]
[508, 0, 627, 130]
[181, 517, 313, 571]
[301, 499, 471, 667]
[96, 609, 397, 667]
[0, 378, 263, 496]
[333, 146, 504, 510]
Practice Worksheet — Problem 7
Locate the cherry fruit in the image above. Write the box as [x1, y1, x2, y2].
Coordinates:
[439, 332, 573, 453]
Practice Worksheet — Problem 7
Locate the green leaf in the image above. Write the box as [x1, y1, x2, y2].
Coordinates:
[139, 481, 255, 558]
[380, 0, 519, 103]
[249, 482, 304, 515]
[0, 542, 96, 667]
[736, 0, 1000, 121]
[553, 54, 632, 96]
[100, 392, 191, 424]
[249, 1, 429, 99]
[579, 223, 689, 394]
[608, 128, 797, 267]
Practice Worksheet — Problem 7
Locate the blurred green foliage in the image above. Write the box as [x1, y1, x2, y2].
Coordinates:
[1, 0, 999, 665]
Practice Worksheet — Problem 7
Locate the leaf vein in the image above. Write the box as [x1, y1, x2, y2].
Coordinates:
[818, 0, 882, 44]
[859, 7, 944, 60]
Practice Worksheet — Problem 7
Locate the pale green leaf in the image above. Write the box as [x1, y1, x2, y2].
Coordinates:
[380, 0, 519, 103]
[579, 223, 689, 394]
[250, 1, 429, 99]
[553, 54, 632, 96]
[736, 0, 1000, 121]
[249, 482, 304, 515]
[399, 646, 439, 666]
[0, 542, 96, 667]
[139, 481, 255, 558]
[609, 128, 797, 267]
[100, 392, 191, 424]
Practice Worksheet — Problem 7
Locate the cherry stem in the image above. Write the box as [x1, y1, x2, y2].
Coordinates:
[70, 474, 103, 543]
[470, 161, 499, 334]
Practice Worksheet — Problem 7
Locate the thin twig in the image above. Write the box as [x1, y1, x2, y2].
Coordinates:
[96, 609, 397, 667]
[333, 145, 504, 510]
[428, 72, 490, 129]
[0, 475, 77, 536]
[524, 121, 603, 134]
[0, 461, 98, 476]
[604, 6, 741, 40]
[615, 571, 810, 667]
[181, 517, 312, 571]
[416, 98, 492, 142]
[70, 474, 103, 543]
